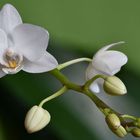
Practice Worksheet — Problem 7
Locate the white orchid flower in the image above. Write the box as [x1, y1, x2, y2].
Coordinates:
[0, 4, 58, 78]
[86, 42, 128, 93]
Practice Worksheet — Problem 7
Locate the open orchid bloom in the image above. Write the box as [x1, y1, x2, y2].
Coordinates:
[86, 42, 128, 93]
[0, 4, 58, 78]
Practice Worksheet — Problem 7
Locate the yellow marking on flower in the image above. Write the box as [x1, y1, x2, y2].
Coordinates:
[8, 60, 17, 68]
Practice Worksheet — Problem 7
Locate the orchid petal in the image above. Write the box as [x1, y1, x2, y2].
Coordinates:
[11, 24, 49, 61]
[90, 78, 104, 93]
[85, 63, 99, 80]
[96, 41, 125, 54]
[93, 50, 128, 75]
[2, 65, 23, 74]
[22, 52, 58, 73]
[0, 4, 22, 34]
[0, 69, 6, 78]
[0, 29, 8, 64]
[89, 82, 100, 93]
[86, 63, 101, 93]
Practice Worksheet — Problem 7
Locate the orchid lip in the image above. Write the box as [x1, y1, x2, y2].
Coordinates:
[1, 49, 23, 74]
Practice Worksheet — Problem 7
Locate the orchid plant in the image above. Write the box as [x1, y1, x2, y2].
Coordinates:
[1, 3, 140, 138]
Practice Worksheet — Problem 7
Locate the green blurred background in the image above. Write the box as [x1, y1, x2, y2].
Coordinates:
[0, 0, 140, 139]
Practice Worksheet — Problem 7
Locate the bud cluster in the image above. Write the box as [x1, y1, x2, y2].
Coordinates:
[105, 112, 140, 138]
[105, 113, 127, 138]
[134, 118, 140, 128]
[130, 118, 140, 137]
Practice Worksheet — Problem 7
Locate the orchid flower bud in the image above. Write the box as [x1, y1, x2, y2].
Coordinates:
[134, 118, 140, 128]
[24, 105, 51, 133]
[103, 76, 127, 96]
[105, 113, 127, 137]
[131, 128, 140, 137]
[113, 125, 127, 138]
[106, 113, 121, 130]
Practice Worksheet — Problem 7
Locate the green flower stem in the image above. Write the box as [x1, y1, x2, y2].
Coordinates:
[49, 69, 83, 92]
[57, 58, 92, 70]
[125, 126, 132, 133]
[83, 89, 119, 116]
[125, 122, 135, 127]
[85, 90, 127, 126]
[39, 86, 68, 107]
[121, 115, 137, 121]
[49, 68, 119, 116]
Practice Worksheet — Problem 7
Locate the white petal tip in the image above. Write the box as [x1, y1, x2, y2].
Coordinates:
[108, 41, 126, 48]
[99, 41, 126, 52]
[2, 3, 15, 10]
[117, 41, 125, 44]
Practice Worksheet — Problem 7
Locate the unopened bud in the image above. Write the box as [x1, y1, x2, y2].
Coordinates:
[134, 118, 140, 128]
[113, 125, 127, 138]
[24, 105, 51, 133]
[106, 113, 121, 130]
[103, 76, 127, 96]
[106, 113, 127, 138]
[131, 128, 140, 137]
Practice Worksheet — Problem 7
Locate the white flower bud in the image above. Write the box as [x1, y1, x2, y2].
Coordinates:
[24, 105, 51, 133]
[103, 76, 127, 96]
